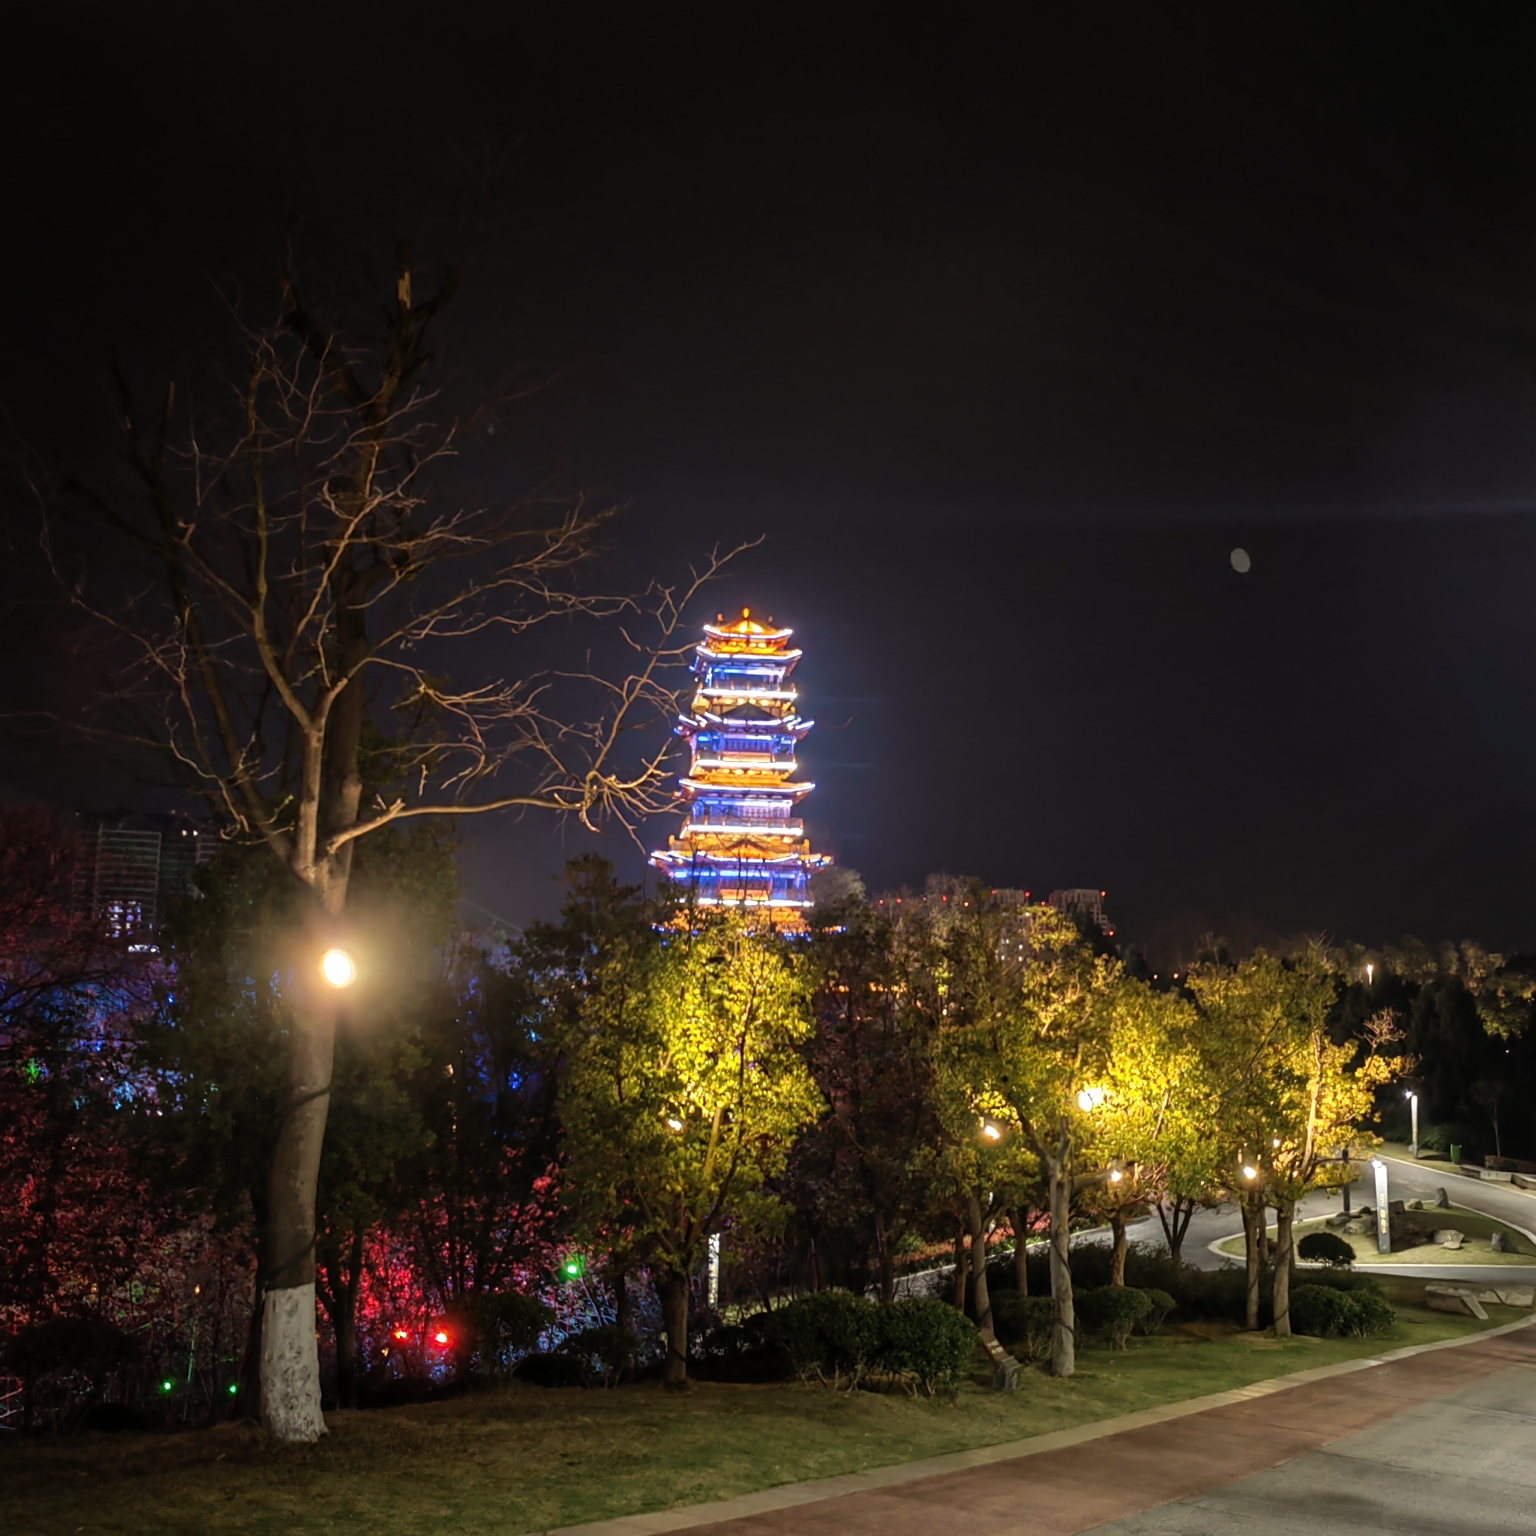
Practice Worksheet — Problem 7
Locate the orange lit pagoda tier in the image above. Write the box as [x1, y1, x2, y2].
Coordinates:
[649, 609, 831, 924]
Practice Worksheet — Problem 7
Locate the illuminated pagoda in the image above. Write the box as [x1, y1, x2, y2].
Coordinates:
[649, 609, 831, 925]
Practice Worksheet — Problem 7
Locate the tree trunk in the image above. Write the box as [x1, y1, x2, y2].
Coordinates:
[1048, 1164, 1075, 1378]
[335, 1230, 364, 1409]
[1271, 1201, 1295, 1337]
[658, 1271, 690, 1390]
[967, 1191, 994, 1337]
[1014, 1206, 1030, 1297]
[613, 1259, 631, 1337]
[874, 1211, 895, 1306]
[260, 974, 337, 1442]
[240, 1261, 264, 1414]
[1240, 1197, 1262, 1331]
[1157, 1195, 1194, 1267]
[1109, 1209, 1128, 1287]
[951, 1227, 967, 1309]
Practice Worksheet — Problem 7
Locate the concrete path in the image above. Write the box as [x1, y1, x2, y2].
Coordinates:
[1085, 1336, 1536, 1533]
[671, 1326, 1536, 1536]
[550, 1321, 1536, 1536]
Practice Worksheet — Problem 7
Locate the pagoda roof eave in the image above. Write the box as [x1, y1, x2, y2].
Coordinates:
[696, 644, 802, 663]
[677, 713, 811, 732]
[680, 778, 814, 797]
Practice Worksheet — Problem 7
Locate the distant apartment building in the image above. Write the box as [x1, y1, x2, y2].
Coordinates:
[1047, 887, 1116, 940]
[74, 813, 216, 938]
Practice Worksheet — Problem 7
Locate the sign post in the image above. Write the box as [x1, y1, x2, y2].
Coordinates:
[1371, 1157, 1391, 1254]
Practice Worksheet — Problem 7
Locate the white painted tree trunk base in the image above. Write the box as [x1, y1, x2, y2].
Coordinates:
[261, 1282, 327, 1442]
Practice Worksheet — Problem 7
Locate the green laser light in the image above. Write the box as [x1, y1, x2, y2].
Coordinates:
[560, 1255, 587, 1280]
[162, 1380, 174, 1392]
[228, 1384, 238, 1394]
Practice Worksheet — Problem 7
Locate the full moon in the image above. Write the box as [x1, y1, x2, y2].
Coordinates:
[1230, 547, 1251, 573]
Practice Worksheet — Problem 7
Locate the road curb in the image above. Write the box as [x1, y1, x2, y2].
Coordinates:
[538, 1315, 1536, 1536]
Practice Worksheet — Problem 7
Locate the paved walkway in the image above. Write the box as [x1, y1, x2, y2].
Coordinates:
[1088, 1352, 1536, 1533]
[553, 1322, 1536, 1536]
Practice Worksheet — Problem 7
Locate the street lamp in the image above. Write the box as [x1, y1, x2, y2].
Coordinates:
[1076, 1086, 1106, 1112]
[1405, 1088, 1419, 1159]
[320, 948, 357, 989]
[1366, 962, 1374, 987]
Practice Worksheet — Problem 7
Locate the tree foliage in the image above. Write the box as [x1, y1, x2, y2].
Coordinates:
[559, 906, 821, 1386]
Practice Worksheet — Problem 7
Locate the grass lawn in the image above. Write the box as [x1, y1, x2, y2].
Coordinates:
[1215, 1204, 1536, 1266]
[1, 1284, 1519, 1536]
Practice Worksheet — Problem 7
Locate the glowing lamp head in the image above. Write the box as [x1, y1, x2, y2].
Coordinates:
[162, 1379, 174, 1393]
[321, 948, 357, 988]
[1242, 1164, 1258, 1181]
[665, 1116, 684, 1132]
[393, 1328, 409, 1341]
[434, 1330, 449, 1346]
[981, 1119, 1002, 1141]
[228, 1383, 238, 1395]
[1077, 1086, 1106, 1113]
[560, 1254, 588, 1281]
[1109, 1168, 1123, 1183]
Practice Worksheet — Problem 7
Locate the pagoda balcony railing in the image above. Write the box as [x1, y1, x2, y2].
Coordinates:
[683, 814, 805, 835]
[693, 751, 799, 768]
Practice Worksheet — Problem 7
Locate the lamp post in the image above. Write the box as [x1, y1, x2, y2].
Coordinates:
[1405, 1089, 1419, 1159]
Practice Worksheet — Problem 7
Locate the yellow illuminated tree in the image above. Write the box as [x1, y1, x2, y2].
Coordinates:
[1188, 949, 1405, 1335]
[1080, 984, 1208, 1283]
[559, 909, 821, 1388]
[937, 901, 1132, 1377]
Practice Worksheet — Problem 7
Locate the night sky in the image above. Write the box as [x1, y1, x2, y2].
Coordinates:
[5, 5, 1536, 951]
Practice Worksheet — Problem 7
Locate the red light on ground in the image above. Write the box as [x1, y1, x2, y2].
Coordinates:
[434, 1330, 449, 1345]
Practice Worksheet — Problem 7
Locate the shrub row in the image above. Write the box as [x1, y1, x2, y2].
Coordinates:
[761, 1291, 976, 1395]
[992, 1285, 1174, 1356]
[986, 1241, 1383, 1329]
[515, 1324, 640, 1388]
[1288, 1285, 1395, 1339]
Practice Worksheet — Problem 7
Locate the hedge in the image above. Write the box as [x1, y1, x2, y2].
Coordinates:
[1289, 1284, 1395, 1339]
[762, 1291, 977, 1393]
[1075, 1286, 1153, 1348]
[1297, 1231, 1355, 1268]
[991, 1292, 1056, 1361]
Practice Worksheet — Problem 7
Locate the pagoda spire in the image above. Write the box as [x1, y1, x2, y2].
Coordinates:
[649, 608, 831, 926]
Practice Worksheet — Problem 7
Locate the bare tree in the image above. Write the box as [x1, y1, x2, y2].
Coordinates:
[41, 247, 735, 1440]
